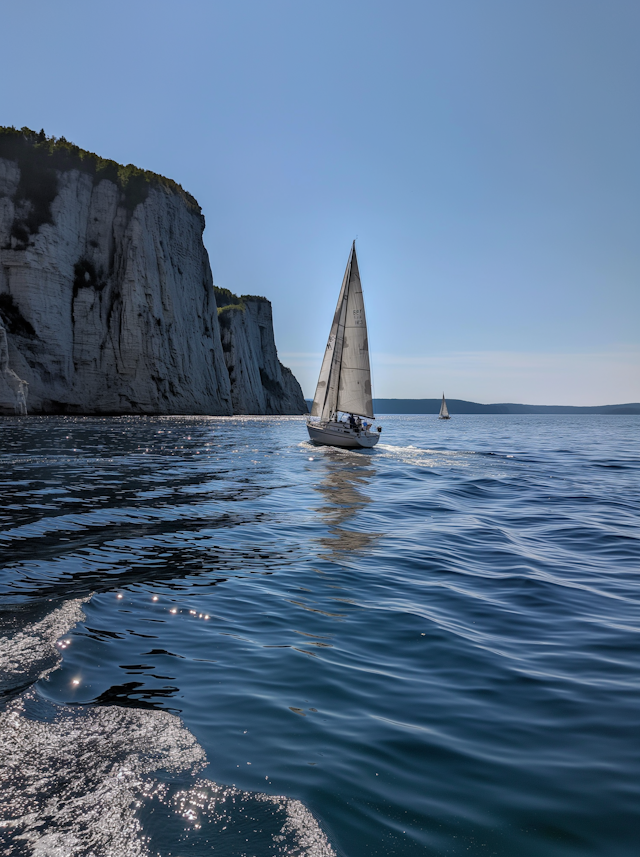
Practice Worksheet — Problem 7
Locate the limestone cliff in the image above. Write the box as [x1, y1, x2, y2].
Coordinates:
[0, 127, 306, 416]
[215, 289, 307, 415]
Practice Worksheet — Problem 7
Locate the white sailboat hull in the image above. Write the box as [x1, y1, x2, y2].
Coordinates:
[307, 421, 380, 449]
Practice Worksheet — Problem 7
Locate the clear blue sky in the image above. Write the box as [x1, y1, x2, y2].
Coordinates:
[1, 0, 638, 404]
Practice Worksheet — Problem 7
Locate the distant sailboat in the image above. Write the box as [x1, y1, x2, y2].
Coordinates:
[439, 393, 450, 420]
[307, 242, 381, 449]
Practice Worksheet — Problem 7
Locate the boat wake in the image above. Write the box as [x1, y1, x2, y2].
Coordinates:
[0, 600, 336, 857]
[376, 443, 477, 469]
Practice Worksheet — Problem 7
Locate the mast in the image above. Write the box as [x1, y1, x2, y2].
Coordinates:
[310, 245, 353, 420]
[332, 243, 353, 416]
[310, 241, 375, 422]
[335, 243, 374, 419]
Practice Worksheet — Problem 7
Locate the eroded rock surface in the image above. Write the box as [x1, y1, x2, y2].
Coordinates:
[218, 296, 307, 415]
[0, 131, 305, 416]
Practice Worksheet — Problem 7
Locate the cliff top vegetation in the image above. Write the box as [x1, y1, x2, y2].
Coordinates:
[0, 126, 200, 214]
[214, 286, 269, 316]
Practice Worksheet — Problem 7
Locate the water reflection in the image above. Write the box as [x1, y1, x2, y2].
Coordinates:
[313, 452, 382, 558]
[91, 680, 181, 711]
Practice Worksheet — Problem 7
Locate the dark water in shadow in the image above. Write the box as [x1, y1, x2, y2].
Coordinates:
[1, 414, 639, 856]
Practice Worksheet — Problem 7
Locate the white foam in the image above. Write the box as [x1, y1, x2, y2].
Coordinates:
[0, 597, 89, 683]
[0, 600, 336, 857]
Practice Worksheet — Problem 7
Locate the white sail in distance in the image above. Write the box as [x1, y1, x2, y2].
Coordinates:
[439, 394, 449, 418]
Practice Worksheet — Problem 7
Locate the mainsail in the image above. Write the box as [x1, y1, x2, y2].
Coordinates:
[439, 394, 449, 419]
[310, 243, 374, 421]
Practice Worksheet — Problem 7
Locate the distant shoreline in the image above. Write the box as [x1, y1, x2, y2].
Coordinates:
[305, 399, 640, 415]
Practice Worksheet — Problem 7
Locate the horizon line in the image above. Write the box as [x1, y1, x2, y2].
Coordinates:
[303, 397, 640, 409]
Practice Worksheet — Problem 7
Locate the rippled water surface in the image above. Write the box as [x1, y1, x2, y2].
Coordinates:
[1, 414, 639, 856]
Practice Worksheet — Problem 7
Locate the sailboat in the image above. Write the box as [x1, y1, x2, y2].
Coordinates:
[307, 242, 381, 449]
[439, 393, 450, 420]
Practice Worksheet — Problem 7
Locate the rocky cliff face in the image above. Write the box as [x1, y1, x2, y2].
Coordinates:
[0, 128, 306, 416]
[216, 293, 307, 415]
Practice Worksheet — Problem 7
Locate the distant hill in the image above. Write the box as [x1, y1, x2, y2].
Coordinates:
[372, 399, 640, 415]
[305, 399, 640, 415]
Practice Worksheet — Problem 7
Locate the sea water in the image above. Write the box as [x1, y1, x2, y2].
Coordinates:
[0, 414, 638, 857]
